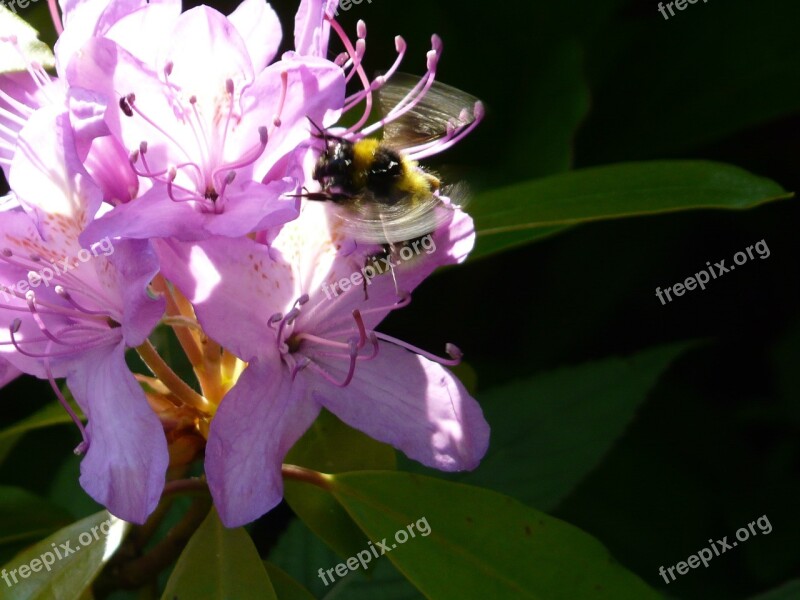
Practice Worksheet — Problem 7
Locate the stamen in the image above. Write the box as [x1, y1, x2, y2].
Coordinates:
[343, 36, 406, 112]
[47, 0, 64, 35]
[124, 93, 195, 164]
[326, 17, 374, 136]
[291, 356, 311, 380]
[408, 102, 485, 161]
[273, 72, 288, 128]
[25, 291, 68, 346]
[213, 126, 268, 178]
[45, 360, 89, 455]
[361, 36, 442, 137]
[309, 338, 358, 387]
[267, 312, 283, 329]
[374, 332, 462, 366]
[54, 286, 107, 316]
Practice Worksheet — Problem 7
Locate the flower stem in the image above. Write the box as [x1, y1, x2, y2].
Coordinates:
[135, 340, 210, 413]
[100, 495, 212, 592]
[152, 276, 204, 368]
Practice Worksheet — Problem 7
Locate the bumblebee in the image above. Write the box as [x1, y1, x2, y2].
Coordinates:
[307, 75, 482, 247]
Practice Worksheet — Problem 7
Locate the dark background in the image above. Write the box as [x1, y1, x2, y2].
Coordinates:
[2, 0, 799, 598]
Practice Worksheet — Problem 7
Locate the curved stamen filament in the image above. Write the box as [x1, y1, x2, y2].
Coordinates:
[326, 18, 374, 136]
[374, 331, 462, 366]
[343, 36, 407, 112]
[45, 362, 89, 455]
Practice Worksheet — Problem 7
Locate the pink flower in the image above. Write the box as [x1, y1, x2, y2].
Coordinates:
[0, 105, 167, 523]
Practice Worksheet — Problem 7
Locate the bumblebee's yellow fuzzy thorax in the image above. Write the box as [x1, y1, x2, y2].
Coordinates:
[351, 139, 382, 188]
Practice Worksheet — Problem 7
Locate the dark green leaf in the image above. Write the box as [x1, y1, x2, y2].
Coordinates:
[0, 401, 83, 466]
[580, 0, 800, 160]
[0, 486, 72, 546]
[501, 38, 589, 180]
[161, 508, 276, 600]
[284, 410, 395, 562]
[330, 472, 661, 600]
[269, 518, 341, 599]
[460, 342, 695, 510]
[269, 517, 421, 600]
[469, 161, 791, 260]
[750, 580, 800, 600]
[263, 562, 315, 600]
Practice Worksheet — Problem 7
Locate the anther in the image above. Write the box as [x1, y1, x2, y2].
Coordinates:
[119, 96, 133, 117]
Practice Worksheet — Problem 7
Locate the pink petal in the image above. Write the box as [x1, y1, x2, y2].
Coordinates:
[293, 0, 338, 57]
[309, 342, 490, 471]
[155, 236, 295, 360]
[206, 358, 320, 527]
[243, 56, 346, 181]
[9, 106, 102, 233]
[228, 0, 282, 72]
[79, 178, 298, 244]
[67, 342, 169, 524]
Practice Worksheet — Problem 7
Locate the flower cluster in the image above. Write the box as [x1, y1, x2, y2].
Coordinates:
[0, 0, 489, 527]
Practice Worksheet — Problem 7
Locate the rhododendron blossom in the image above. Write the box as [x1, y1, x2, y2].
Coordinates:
[0, 0, 489, 528]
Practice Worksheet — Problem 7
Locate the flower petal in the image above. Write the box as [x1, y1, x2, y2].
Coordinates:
[228, 0, 282, 72]
[106, 239, 165, 346]
[66, 342, 169, 524]
[9, 105, 102, 232]
[154, 235, 295, 360]
[293, 0, 338, 57]
[79, 178, 298, 243]
[0, 357, 22, 388]
[310, 342, 490, 471]
[206, 358, 320, 527]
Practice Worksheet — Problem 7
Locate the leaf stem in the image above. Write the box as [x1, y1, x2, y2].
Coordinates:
[282, 464, 333, 490]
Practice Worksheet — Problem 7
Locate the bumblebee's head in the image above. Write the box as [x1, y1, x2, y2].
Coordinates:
[313, 139, 355, 191]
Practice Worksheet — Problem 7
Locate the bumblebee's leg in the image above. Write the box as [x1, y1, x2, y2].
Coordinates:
[377, 214, 405, 298]
[362, 256, 371, 301]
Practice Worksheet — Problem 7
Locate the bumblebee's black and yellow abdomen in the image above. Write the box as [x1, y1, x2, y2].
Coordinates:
[312, 135, 449, 244]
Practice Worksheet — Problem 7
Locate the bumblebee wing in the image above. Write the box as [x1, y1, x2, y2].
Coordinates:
[377, 73, 481, 150]
[334, 193, 452, 245]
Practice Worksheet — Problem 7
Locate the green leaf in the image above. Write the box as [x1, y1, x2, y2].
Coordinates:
[501, 38, 589, 180]
[0, 510, 130, 600]
[469, 160, 792, 260]
[263, 563, 315, 600]
[0, 6, 55, 74]
[460, 342, 695, 510]
[580, 0, 800, 160]
[326, 559, 424, 600]
[284, 410, 396, 562]
[329, 472, 662, 600]
[161, 508, 277, 600]
[0, 401, 83, 466]
[269, 517, 421, 600]
[269, 518, 342, 599]
[0, 486, 72, 546]
[750, 580, 800, 600]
